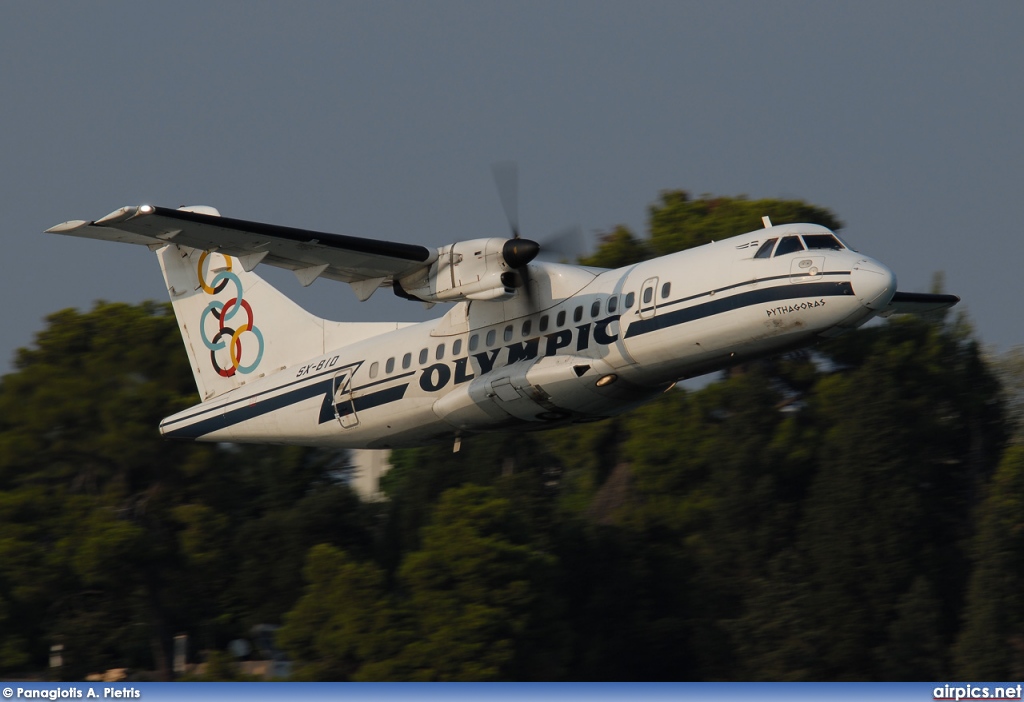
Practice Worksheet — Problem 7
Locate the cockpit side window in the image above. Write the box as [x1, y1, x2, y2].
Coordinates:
[754, 238, 778, 259]
[774, 236, 805, 256]
[802, 234, 845, 250]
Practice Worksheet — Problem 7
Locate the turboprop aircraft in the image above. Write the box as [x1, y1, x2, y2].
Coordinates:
[46, 198, 958, 451]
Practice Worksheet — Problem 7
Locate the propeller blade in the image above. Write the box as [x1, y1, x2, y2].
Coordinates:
[518, 263, 537, 310]
[537, 224, 585, 263]
[491, 160, 520, 239]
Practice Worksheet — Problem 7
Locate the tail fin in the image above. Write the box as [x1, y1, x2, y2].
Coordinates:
[156, 244, 397, 401]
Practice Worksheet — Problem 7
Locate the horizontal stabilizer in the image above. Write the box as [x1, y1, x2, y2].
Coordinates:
[881, 291, 960, 316]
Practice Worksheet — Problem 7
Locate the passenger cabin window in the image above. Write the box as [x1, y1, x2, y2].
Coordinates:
[504, 325, 514, 342]
[419, 348, 428, 365]
[774, 236, 805, 256]
[386, 357, 395, 374]
[469, 334, 479, 352]
[661, 282, 671, 299]
[435, 343, 445, 360]
[369, 361, 379, 378]
[608, 296, 618, 313]
[573, 306, 583, 323]
[540, 315, 549, 332]
[402, 353, 412, 370]
[642, 287, 653, 304]
[556, 310, 566, 327]
[591, 300, 601, 318]
[802, 234, 844, 250]
[486, 329, 496, 346]
[453, 339, 462, 355]
[624, 292, 635, 309]
[522, 319, 532, 336]
[754, 238, 778, 259]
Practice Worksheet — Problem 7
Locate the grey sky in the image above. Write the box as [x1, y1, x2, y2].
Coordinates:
[2, 1, 1022, 374]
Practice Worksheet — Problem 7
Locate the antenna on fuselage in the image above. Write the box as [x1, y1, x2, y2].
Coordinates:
[762, 216, 773, 228]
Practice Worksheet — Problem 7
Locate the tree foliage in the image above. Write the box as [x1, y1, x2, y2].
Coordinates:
[1, 189, 1019, 681]
[279, 485, 559, 681]
[581, 191, 843, 269]
[955, 445, 1024, 678]
[0, 303, 372, 679]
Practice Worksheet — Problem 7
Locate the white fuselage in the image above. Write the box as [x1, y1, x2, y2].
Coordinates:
[159, 224, 896, 449]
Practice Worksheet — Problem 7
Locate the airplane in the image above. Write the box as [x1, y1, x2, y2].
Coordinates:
[46, 197, 958, 452]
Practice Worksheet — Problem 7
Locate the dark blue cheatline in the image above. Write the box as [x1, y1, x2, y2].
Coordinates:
[625, 281, 855, 339]
[163, 380, 410, 439]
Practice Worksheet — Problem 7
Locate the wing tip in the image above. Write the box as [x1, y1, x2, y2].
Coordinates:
[891, 291, 961, 306]
[45, 219, 90, 234]
[883, 291, 961, 317]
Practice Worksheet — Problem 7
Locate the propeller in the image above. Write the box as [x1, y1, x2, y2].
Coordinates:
[491, 161, 522, 240]
[492, 161, 542, 308]
[492, 162, 587, 312]
[536, 224, 584, 264]
[491, 162, 586, 263]
[492, 162, 588, 311]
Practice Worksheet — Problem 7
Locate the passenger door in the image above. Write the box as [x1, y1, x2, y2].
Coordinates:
[331, 367, 359, 428]
[638, 276, 659, 320]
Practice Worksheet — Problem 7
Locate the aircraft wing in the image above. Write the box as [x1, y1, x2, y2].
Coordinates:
[881, 291, 961, 316]
[46, 205, 435, 298]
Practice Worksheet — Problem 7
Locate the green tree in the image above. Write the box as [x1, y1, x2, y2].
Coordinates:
[648, 191, 843, 256]
[280, 484, 563, 681]
[7, 190, 1010, 682]
[277, 544, 405, 680]
[0, 302, 203, 677]
[616, 363, 819, 679]
[579, 225, 651, 268]
[0, 302, 373, 678]
[594, 312, 1003, 680]
[993, 347, 1024, 444]
[380, 433, 562, 568]
[783, 316, 1003, 679]
[579, 191, 843, 270]
[955, 445, 1024, 678]
[377, 484, 559, 680]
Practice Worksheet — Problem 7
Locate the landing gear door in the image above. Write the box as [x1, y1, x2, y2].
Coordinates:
[332, 367, 359, 429]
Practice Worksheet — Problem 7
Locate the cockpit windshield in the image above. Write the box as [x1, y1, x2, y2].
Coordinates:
[753, 238, 777, 259]
[774, 236, 805, 257]
[802, 234, 845, 251]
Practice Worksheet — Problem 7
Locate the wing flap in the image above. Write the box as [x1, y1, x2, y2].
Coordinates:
[46, 205, 436, 285]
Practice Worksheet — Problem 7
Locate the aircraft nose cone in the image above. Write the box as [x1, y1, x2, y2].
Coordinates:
[851, 258, 897, 310]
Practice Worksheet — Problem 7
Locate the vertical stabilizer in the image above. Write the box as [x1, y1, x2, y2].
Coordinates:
[157, 244, 333, 401]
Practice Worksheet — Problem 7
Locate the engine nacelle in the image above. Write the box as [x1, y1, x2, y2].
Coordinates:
[395, 237, 538, 303]
[432, 354, 663, 430]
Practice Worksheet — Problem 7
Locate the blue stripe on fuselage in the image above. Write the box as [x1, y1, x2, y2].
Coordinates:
[318, 383, 411, 425]
[163, 378, 410, 439]
[162, 378, 334, 439]
[625, 280, 855, 339]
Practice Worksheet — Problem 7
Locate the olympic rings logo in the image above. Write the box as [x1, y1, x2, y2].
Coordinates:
[196, 251, 265, 377]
